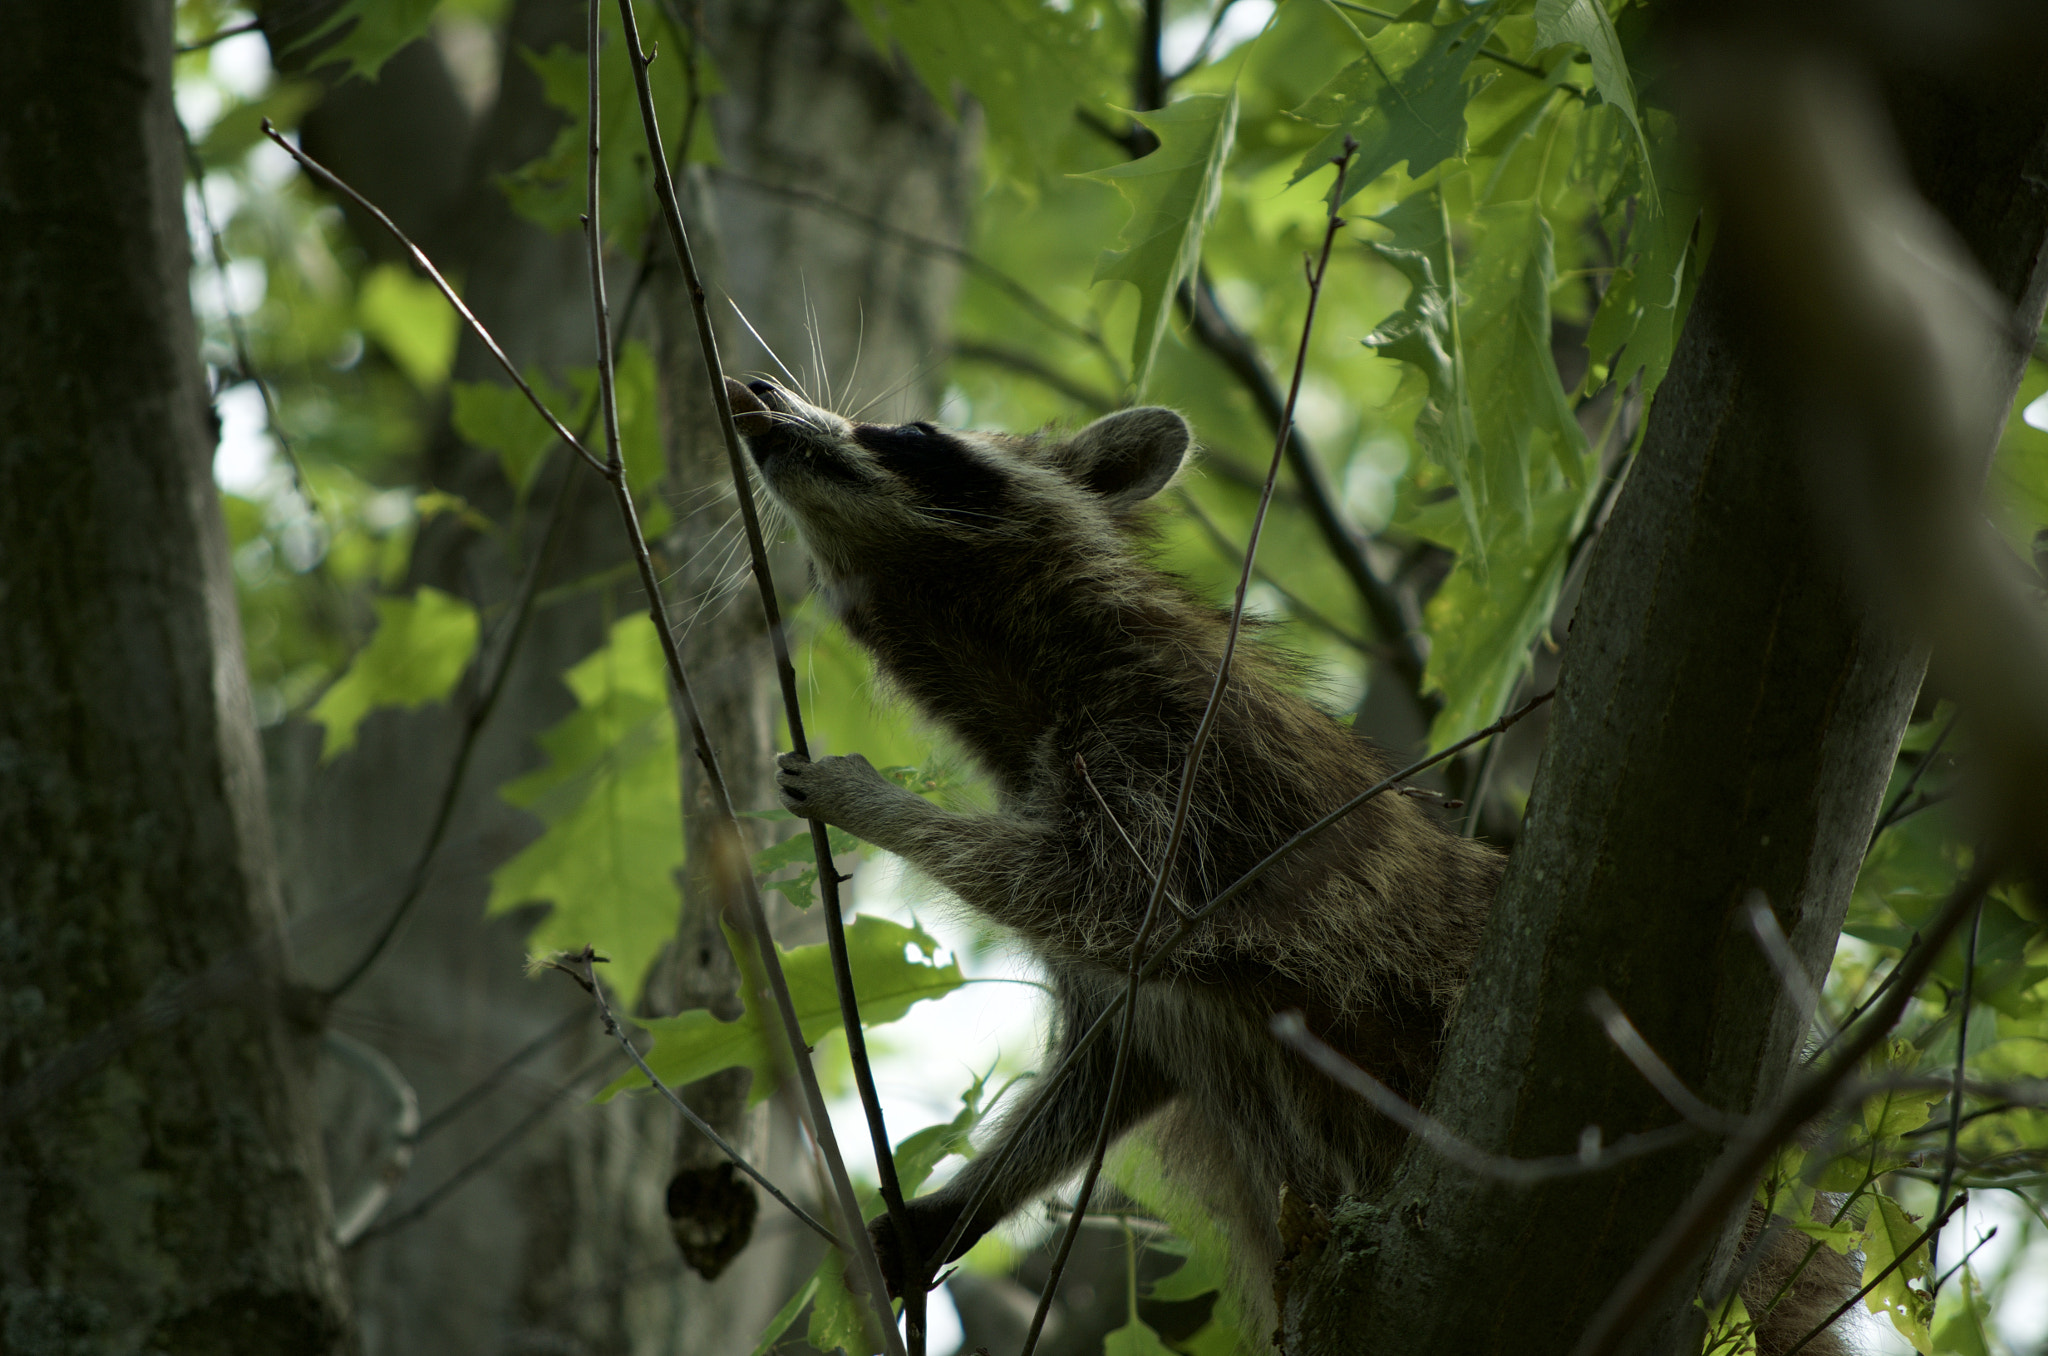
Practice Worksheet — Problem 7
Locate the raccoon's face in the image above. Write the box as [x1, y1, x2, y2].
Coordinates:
[725, 377, 1192, 582]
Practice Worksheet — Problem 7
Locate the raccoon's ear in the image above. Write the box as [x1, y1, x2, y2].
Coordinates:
[1057, 407, 1190, 506]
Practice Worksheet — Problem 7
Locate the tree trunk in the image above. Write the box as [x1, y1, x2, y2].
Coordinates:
[1279, 66, 2048, 1356]
[0, 1, 354, 1351]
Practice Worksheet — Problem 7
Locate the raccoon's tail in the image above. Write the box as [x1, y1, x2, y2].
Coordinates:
[1733, 1199, 1863, 1356]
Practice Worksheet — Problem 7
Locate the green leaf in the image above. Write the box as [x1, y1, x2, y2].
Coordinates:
[752, 823, 865, 910]
[487, 615, 682, 1009]
[1532, 0, 1654, 206]
[894, 1071, 995, 1196]
[450, 370, 573, 499]
[1106, 1133, 1256, 1354]
[1288, 3, 1490, 207]
[844, 0, 1103, 179]
[1584, 115, 1702, 399]
[749, 1272, 818, 1356]
[292, 0, 444, 83]
[496, 4, 718, 245]
[1698, 1288, 1758, 1356]
[359, 263, 458, 389]
[1861, 1194, 1935, 1355]
[1931, 1266, 1994, 1356]
[598, 914, 964, 1102]
[1103, 1316, 1177, 1356]
[1082, 92, 1239, 396]
[310, 586, 478, 759]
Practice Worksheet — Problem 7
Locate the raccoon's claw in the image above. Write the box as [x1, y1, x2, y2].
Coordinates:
[775, 750, 895, 828]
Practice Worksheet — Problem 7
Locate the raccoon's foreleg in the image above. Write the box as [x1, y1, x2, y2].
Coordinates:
[776, 752, 1096, 947]
[866, 980, 1176, 1294]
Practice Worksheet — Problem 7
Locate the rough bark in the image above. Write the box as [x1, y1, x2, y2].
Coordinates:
[0, 1, 354, 1350]
[264, 1, 970, 1351]
[1279, 63, 2048, 1356]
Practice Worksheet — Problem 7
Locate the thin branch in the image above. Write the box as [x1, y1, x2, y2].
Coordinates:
[1180, 272, 1434, 723]
[1175, 489, 1386, 659]
[259, 121, 608, 477]
[1778, 1191, 1970, 1356]
[176, 16, 262, 53]
[1586, 990, 1743, 1133]
[1164, 0, 1242, 85]
[350, 1050, 619, 1246]
[324, 451, 582, 1000]
[1869, 712, 1958, 850]
[1571, 857, 2005, 1356]
[927, 688, 1557, 1273]
[414, 1010, 583, 1143]
[179, 119, 316, 508]
[1273, 1012, 1704, 1183]
[324, 1029, 420, 1246]
[1018, 139, 1359, 1356]
[1931, 892, 1986, 1282]
[556, 949, 841, 1249]
[608, 5, 906, 1348]
[1742, 891, 1833, 1044]
[951, 340, 1117, 414]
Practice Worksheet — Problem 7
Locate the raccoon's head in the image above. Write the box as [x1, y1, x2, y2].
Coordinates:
[725, 377, 1192, 584]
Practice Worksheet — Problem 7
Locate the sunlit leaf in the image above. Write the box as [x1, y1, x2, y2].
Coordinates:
[1532, 0, 1653, 205]
[1082, 91, 1239, 395]
[310, 585, 478, 759]
[291, 0, 444, 83]
[747, 1272, 817, 1356]
[1104, 1316, 1177, 1356]
[844, 0, 1105, 179]
[359, 263, 458, 389]
[488, 615, 681, 1009]
[1288, 2, 1491, 206]
[1861, 1194, 1935, 1355]
[597, 914, 963, 1102]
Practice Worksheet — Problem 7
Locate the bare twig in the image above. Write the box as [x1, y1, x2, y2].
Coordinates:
[1016, 139, 1361, 1356]
[1931, 892, 1986, 1280]
[1572, 858, 2004, 1356]
[324, 1029, 420, 1246]
[1779, 1191, 1970, 1356]
[928, 687, 1557, 1273]
[608, 4, 907, 1347]
[556, 948, 841, 1249]
[1180, 273, 1434, 721]
[1743, 892, 1833, 1043]
[413, 1010, 584, 1143]
[176, 16, 262, 53]
[259, 121, 607, 476]
[1869, 712, 1958, 850]
[1586, 990, 1743, 1133]
[350, 1049, 619, 1246]
[1273, 1011, 1704, 1183]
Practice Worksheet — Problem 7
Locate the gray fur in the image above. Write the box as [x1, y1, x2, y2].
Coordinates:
[733, 378, 1854, 1355]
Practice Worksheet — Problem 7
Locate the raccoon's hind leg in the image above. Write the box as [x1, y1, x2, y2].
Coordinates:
[867, 981, 1176, 1295]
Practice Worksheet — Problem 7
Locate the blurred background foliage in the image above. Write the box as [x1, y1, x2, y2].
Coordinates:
[170, 0, 2048, 1349]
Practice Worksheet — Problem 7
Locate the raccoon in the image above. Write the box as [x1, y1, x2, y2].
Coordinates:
[725, 377, 1852, 1354]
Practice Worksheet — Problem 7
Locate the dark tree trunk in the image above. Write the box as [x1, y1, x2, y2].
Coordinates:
[0, 1, 355, 1350]
[1279, 62, 2048, 1356]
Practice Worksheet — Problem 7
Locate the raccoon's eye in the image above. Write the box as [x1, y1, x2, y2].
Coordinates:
[907, 421, 937, 436]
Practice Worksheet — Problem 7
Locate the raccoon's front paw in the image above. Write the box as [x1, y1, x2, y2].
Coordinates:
[775, 751, 911, 835]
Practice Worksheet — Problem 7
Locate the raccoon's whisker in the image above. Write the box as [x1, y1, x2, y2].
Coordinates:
[837, 303, 867, 413]
[846, 356, 944, 424]
[800, 275, 830, 412]
[728, 301, 807, 398]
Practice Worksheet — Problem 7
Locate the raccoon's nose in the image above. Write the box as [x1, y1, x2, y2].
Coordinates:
[724, 376, 776, 439]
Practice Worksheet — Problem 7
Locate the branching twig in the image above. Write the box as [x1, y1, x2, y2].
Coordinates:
[607, 4, 908, 1348]
[1869, 712, 1958, 851]
[1931, 891, 1986, 1280]
[552, 947, 841, 1249]
[1016, 139, 1361, 1356]
[413, 1010, 583, 1143]
[1273, 1012, 1704, 1183]
[1180, 273, 1434, 722]
[1571, 857, 2004, 1356]
[259, 122, 607, 476]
